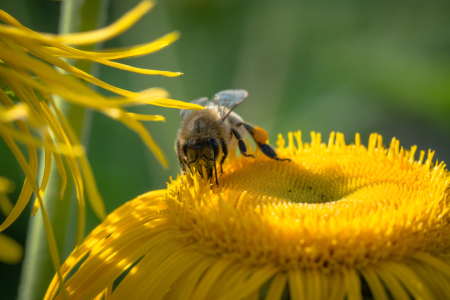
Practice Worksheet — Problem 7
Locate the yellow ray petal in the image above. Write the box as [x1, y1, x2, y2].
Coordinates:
[0, 125, 83, 156]
[126, 113, 165, 122]
[0, 45, 111, 102]
[218, 266, 278, 300]
[0, 79, 39, 223]
[48, 99, 106, 220]
[0, 233, 23, 264]
[39, 102, 86, 243]
[0, 10, 28, 30]
[0, 41, 139, 98]
[25, 38, 183, 77]
[46, 0, 155, 46]
[0, 177, 14, 216]
[0, 102, 28, 122]
[0, 123, 39, 222]
[45, 31, 180, 60]
[37, 146, 51, 201]
[0, 1, 154, 46]
[0, 49, 196, 112]
[107, 96, 205, 110]
[266, 273, 288, 300]
[107, 110, 168, 168]
[0, 65, 120, 111]
[44, 134, 68, 199]
[137, 97, 205, 110]
[37, 197, 69, 299]
[1, 41, 198, 111]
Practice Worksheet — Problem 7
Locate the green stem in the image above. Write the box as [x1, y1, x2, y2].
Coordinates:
[18, 1, 108, 299]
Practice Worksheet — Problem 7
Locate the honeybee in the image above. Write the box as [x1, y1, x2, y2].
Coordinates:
[176, 89, 290, 184]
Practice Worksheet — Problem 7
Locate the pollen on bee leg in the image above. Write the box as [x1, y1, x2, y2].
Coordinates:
[253, 126, 269, 144]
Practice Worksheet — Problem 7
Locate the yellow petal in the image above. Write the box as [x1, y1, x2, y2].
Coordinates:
[0, 177, 14, 216]
[47, 99, 106, 220]
[104, 108, 168, 168]
[0, 41, 139, 98]
[39, 102, 87, 244]
[0, 122, 39, 229]
[0, 1, 154, 46]
[0, 233, 23, 264]
[44, 134, 68, 199]
[0, 10, 28, 30]
[33, 146, 52, 213]
[126, 113, 165, 122]
[26, 38, 182, 78]
[0, 124, 83, 156]
[45, 31, 180, 60]
[0, 102, 28, 122]
[46, 0, 155, 46]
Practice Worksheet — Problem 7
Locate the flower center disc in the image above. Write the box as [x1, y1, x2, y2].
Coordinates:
[220, 156, 347, 205]
[165, 132, 450, 271]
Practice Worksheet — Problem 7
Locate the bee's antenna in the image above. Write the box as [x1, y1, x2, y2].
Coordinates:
[220, 103, 240, 123]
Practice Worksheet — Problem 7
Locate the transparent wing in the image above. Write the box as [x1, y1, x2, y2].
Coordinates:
[180, 97, 211, 119]
[211, 89, 248, 120]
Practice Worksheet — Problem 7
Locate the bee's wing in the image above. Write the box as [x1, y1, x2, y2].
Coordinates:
[211, 89, 248, 121]
[180, 97, 211, 119]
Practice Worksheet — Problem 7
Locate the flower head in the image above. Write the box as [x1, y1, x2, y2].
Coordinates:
[45, 131, 450, 300]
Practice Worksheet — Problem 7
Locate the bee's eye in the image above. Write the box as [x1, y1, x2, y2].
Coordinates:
[209, 138, 220, 159]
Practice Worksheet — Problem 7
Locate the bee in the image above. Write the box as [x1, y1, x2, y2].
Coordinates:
[176, 89, 290, 184]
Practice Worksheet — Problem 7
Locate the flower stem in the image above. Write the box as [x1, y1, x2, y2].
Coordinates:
[18, 1, 108, 299]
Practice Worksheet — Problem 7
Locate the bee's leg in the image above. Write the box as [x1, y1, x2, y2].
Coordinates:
[219, 138, 228, 174]
[236, 123, 291, 162]
[209, 159, 219, 185]
[258, 144, 291, 162]
[231, 128, 255, 158]
[214, 162, 219, 185]
[176, 140, 186, 174]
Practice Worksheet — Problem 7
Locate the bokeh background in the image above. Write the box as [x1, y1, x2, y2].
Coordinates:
[1, 0, 450, 298]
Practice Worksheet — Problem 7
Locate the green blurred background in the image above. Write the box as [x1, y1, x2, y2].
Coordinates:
[1, 0, 450, 298]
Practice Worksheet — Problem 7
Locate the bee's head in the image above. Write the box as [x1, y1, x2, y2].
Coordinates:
[183, 138, 221, 184]
[184, 138, 220, 166]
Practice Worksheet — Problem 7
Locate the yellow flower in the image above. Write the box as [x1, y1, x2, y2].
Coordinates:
[45, 131, 450, 300]
[0, 0, 202, 241]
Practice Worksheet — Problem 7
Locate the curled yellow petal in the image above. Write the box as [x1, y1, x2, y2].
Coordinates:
[0, 176, 14, 216]
[108, 109, 168, 168]
[0, 124, 84, 156]
[48, 99, 106, 220]
[45, 31, 180, 60]
[47, 0, 155, 46]
[0, 1, 154, 46]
